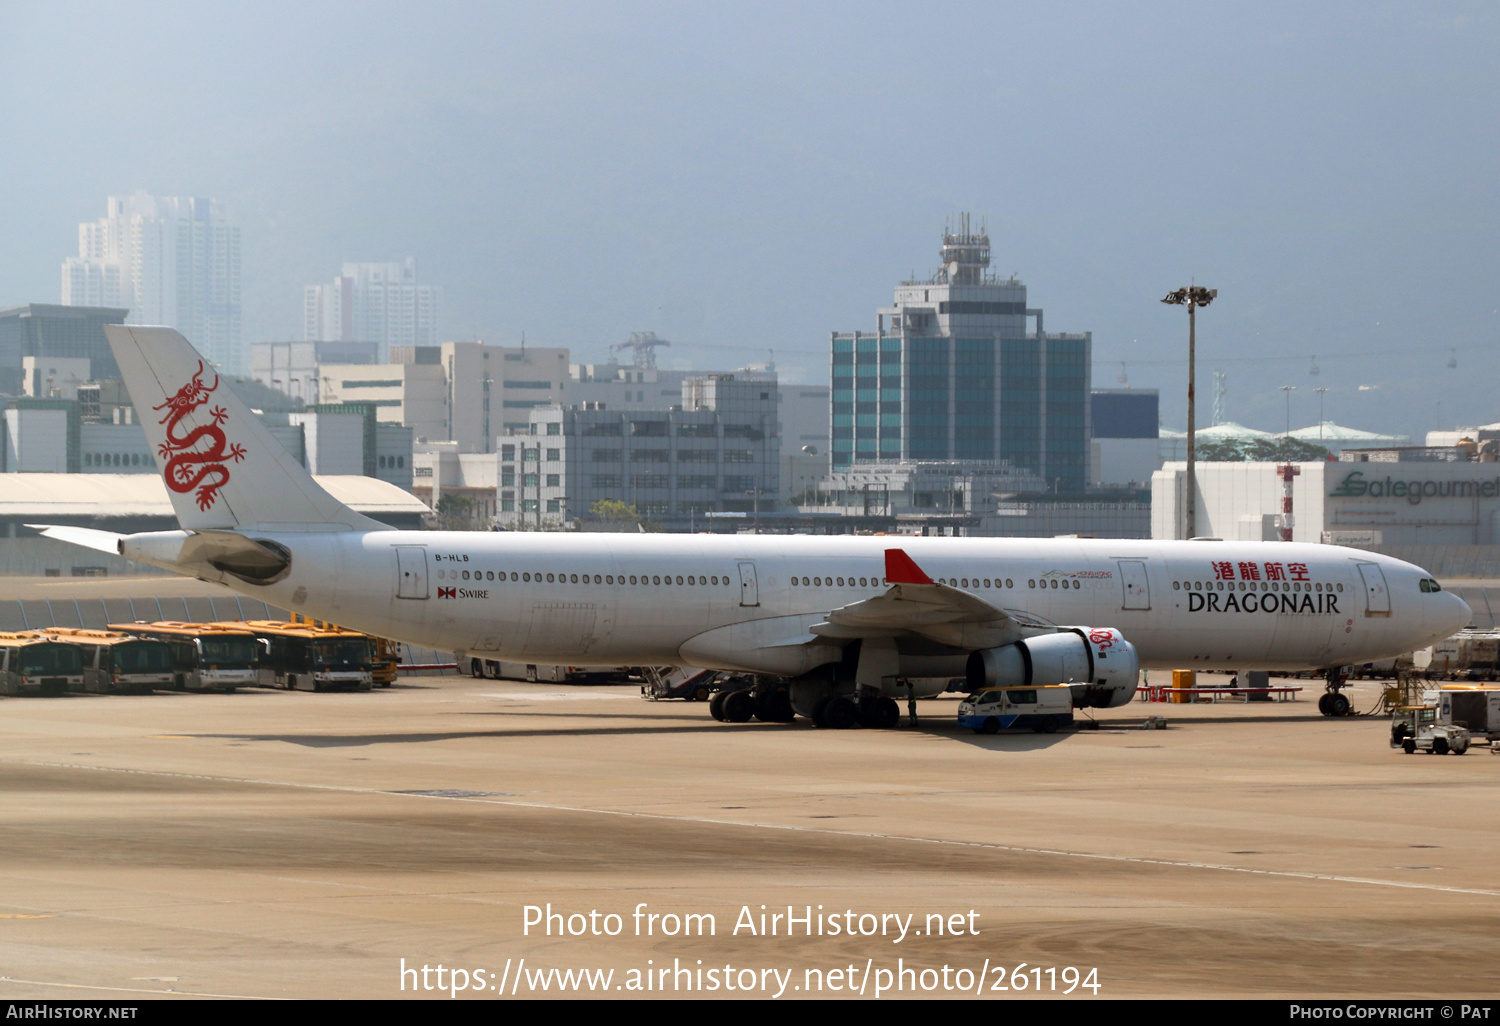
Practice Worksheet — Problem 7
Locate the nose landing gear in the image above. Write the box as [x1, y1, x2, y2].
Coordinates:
[1318, 667, 1354, 717]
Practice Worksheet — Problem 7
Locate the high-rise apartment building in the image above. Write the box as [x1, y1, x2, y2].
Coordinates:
[303, 259, 441, 356]
[830, 217, 1090, 494]
[62, 193, 242, 371]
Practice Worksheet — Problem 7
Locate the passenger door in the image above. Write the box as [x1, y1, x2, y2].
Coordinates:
[738, 561, 760, 607]
[395, 546, 429, 600]
[1119, 560, 1151, 610]
[1357, 563, 1391, 617]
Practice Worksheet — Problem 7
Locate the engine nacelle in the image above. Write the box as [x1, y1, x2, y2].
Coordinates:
[965, 627, 1139, 708]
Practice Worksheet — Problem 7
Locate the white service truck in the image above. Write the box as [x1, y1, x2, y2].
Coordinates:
[958, 685, 1073, 734]
[1421, 687, 1500, 742]
[1391, 704, 1471, 756]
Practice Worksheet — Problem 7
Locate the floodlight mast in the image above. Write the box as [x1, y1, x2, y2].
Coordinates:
[1161, 285, 1217, 539]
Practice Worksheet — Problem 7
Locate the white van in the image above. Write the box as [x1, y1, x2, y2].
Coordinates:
[958, 685, 1073, 734]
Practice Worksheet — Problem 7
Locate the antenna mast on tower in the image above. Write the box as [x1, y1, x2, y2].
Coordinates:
[609, 331, 671, 370]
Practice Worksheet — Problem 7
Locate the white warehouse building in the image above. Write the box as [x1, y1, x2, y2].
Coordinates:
[1153, 455, 1500, 577]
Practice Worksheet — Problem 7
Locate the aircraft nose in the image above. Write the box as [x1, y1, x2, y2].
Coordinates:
[1441, 592, 1473, 636]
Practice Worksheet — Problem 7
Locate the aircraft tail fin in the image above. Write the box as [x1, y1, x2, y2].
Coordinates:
[106, 325, 386, 532]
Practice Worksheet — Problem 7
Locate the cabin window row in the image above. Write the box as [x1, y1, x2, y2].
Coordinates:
[790, 576, 1022, 589]
[793, 576, 888, 588]
[1173, 580, 1344, 593]
[435, 569, 732, 587]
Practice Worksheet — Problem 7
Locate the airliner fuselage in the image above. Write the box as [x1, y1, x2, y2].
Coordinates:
[54, 325, 1471, 727]
[145, 529, 1467, 678]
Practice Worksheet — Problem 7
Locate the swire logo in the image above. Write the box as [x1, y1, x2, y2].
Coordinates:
[438, 587, 456, 599]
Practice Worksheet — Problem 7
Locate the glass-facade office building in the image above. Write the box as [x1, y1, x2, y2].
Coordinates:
[830, 222, 1090, 494]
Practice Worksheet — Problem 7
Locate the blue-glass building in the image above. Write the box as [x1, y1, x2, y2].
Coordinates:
[830, 218, 1091, 494]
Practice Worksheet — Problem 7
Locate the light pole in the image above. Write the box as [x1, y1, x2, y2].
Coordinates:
[1161, 285, 1217, 539]
[1280, 385, 1296, 437]
[1314, 387, 1328, 443]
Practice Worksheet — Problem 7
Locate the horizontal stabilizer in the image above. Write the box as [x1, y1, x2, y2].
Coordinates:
[27, 524, 124, 555]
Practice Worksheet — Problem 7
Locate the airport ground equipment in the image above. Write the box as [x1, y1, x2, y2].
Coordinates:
[1417, 629, 1500, 681]
[225, 620, 374, 692]
[370, 636, 400, 686]
[1390, 704, 1471, 755]
[958, 685, 1074, 734]
[108, 621, 262, 691]
[640, 666, 719, 701]
[290, 613, 398, 686]
[40, 627, 173, 694]
[1141, 669, 1302, 702]
[1420, 686, 1500, 742]
[0, 632, 84, 695]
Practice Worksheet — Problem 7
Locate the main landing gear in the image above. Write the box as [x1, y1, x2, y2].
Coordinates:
[807, 694, 901, 730]
[1317, 667, 1354, 717]
[708, 682, 796, 724]
[707, 685, 903, 729]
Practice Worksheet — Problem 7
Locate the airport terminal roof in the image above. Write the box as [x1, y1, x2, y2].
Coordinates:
[1159, 421, 1274, 440]
[1287, 421, 1408, 445]
[0, 474, 431, 519]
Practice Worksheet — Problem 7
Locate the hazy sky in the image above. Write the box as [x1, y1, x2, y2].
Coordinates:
[2, 1, 1496, 440]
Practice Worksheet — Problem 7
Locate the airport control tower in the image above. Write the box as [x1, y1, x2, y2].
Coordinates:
[829, 216, 1090, 494]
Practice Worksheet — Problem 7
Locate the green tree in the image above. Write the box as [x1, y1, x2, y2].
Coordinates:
[589, 498, 642, 524]
[434, 494, 481, 530]
[1198, 437, 1332, 462]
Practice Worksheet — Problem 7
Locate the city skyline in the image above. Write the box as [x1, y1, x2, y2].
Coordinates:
[3, 2, 1496, 442]
[61, 192, 242, 372]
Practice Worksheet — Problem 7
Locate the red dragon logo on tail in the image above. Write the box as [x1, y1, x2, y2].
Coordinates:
[153, 361, 247, 511]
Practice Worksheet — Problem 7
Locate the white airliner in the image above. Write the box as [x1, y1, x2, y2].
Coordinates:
[38, 326, 1471, 728]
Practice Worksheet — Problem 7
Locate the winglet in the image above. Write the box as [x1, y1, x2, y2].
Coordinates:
[885, 548, 934, 585]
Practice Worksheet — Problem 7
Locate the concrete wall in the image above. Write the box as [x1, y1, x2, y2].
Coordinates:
[1153, 462, 1327, 541]
[4, 408, 70, 473]
[1369, 545, 1500, 580]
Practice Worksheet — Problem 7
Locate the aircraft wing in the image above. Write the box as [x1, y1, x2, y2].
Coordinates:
[809, 548, 1039, 650]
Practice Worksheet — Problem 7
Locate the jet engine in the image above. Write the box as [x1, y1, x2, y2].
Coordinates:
[965, 627, 1139, 708]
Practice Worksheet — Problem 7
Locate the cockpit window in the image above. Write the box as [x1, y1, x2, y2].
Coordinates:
[1419, 578, 1443, 593]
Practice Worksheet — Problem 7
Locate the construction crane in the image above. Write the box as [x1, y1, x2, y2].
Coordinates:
[610, 331, 670, 369]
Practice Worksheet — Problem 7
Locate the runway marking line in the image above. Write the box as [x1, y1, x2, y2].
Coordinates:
[0, 975, 272, 1000]
[9, 756, 1500, 900]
